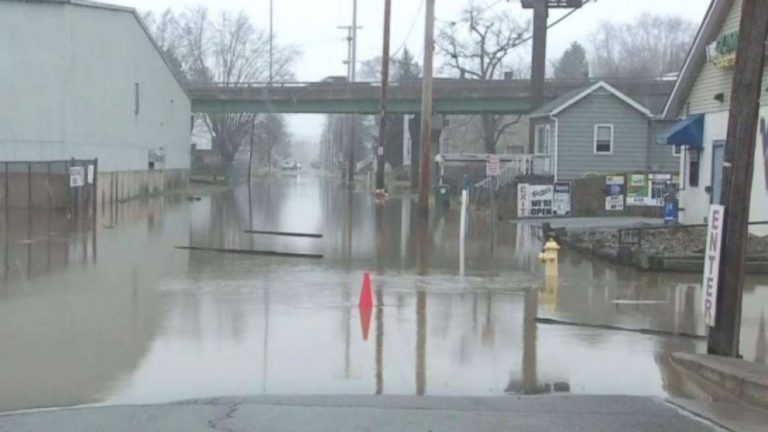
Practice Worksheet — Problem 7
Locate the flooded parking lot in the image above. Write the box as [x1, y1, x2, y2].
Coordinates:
[0, 175, 766, 412]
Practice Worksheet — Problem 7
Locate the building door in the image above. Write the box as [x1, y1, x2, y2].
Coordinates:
[711, 141, 725, 204]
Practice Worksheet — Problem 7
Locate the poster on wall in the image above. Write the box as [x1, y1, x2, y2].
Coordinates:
[626, 174, 648, 206]
[552, 182, 571, 216]
[627, 173, 672, 206]
[517, 184, 554, 217]
[605, 176, 625, 211]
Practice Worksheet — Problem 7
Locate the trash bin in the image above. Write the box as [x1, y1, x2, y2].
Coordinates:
[434, 184, 450, 209]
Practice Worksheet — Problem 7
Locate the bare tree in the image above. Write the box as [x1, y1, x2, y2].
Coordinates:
[437, 2, 529, 154]
[590, 14, 696, 79]
[143, 7, 300, 168]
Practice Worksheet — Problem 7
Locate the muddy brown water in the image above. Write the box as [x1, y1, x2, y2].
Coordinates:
[0, 175, 765, 412]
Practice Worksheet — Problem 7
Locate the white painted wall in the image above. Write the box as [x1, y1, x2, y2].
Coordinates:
[0, 1, 191, 172]
[679, 109, 768, 235]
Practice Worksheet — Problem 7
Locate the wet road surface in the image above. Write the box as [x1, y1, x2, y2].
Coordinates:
[0, 174, 766, 412]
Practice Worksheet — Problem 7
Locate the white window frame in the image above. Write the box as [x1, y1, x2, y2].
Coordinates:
[673, 144, 683, 157]
[593, 124, 614, 155]
[535, 124, 551, 156]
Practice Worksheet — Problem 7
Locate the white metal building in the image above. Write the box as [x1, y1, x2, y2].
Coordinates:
[0, 0, 191, 202]
[663, 0, 768, 232]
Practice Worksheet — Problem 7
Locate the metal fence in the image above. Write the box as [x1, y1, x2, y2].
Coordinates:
[0, 159, 98, 213]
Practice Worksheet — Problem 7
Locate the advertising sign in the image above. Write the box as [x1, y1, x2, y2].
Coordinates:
[529, 185, 554, 217]
[627, 173, 671, 207]
[703, 205, 725, 327]
[517, 184, 553, 217]
[69, 166, 85, 188]
[706, 31, 738, 69]
[626, 174, 648, 206]
[552, 182, 571, 216]
[605, 176, 625, 211]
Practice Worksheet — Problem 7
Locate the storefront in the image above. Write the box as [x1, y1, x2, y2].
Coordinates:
[662, 0, 768, 233]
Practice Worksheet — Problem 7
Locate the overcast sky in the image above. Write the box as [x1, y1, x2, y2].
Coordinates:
[116, 0, 711, 147]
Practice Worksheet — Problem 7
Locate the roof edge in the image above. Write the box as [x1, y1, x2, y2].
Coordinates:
[548, 81, 654, 119]
[662, 0, 734, 119]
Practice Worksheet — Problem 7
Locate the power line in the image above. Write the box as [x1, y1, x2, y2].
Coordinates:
[392, 0, 426, 58]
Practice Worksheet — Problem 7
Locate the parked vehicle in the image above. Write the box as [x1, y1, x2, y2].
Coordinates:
[281, 160, 301, 171]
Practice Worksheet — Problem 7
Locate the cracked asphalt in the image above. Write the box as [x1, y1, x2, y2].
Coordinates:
[0, 395, 719, 432]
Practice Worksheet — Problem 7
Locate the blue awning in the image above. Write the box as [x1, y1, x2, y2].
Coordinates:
[659, 114, 705, 148]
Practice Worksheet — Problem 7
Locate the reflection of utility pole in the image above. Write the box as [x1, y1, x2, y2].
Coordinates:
[416, 290, 427, 395]
[417, 0, 436, 215]
[709, 0, 768, 358]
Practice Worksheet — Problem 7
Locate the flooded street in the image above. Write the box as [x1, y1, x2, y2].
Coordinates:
[1, 174, 767, 412]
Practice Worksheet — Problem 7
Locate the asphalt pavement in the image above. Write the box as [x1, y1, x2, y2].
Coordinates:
[0, 395, 719, 432]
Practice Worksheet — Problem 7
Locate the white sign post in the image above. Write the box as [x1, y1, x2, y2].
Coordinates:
[486, 155, 500, 177]
[703, 205, 725, 327]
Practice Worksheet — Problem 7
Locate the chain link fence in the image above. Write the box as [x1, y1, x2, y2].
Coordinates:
[0, 159, 98, 213]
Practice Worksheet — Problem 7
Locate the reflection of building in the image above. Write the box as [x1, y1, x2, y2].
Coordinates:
[0, 0, 191, 204]
[663, 0, 768, 232]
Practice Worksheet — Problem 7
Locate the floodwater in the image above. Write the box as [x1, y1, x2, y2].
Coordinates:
[0, 174, 766, 412]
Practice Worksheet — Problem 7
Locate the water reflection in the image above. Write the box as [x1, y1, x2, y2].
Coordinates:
[0, 175, 767, 412]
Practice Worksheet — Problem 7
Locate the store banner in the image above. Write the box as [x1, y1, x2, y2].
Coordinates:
[552, 182, 571, 216]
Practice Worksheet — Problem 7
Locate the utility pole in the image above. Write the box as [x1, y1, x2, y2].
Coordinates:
[376, 0, 392, 192]
[269, 0, 274, 85]
[530, 0, 548, 108]
[522, 0, 583, 150]
[417, 0, 436, 215]
[708, 0, 768, 357]
[351, 0, 358, 82]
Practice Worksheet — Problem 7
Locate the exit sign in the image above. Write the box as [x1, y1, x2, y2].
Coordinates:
[521, 0, 584, 8]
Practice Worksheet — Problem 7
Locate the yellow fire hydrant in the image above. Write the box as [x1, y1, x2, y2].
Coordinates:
[537, 238, 560, 278]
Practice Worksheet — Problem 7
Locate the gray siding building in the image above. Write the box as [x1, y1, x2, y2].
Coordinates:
[530, 81, 679, 181]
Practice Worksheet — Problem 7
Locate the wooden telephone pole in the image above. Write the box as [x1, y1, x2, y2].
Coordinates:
[417, 0, 436, 215]
[521, 0, 584, 108]
[376, 0, 392, 192]
[708, 0, 768, 357]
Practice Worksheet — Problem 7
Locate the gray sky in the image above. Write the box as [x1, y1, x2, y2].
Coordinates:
[118, 0, 711, 146]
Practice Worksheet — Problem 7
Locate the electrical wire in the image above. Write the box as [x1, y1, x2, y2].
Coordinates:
[392, 0, 426, 58]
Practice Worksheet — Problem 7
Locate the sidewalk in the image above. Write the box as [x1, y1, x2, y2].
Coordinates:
[672, 353, 768, 411]
[0, 395, 717, 432]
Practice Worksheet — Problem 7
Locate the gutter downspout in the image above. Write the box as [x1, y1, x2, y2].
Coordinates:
[549, 114, 559, 181]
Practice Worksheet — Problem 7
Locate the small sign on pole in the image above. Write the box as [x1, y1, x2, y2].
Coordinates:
[703, 204, 725, 327]
[486, 155, 500, 177]
[69, 166, 85, 188]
